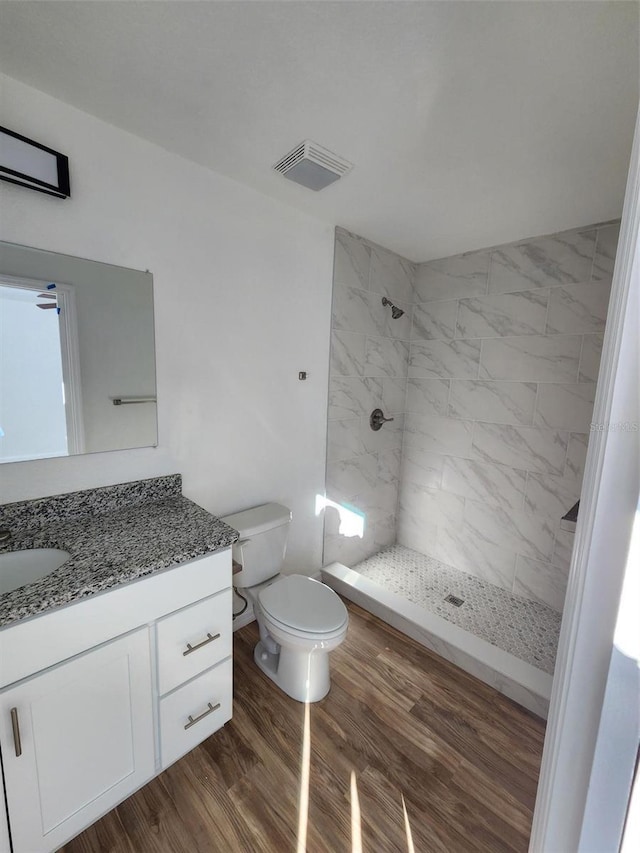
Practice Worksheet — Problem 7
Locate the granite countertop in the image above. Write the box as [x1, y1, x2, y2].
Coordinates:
[0, 494, 239, 629]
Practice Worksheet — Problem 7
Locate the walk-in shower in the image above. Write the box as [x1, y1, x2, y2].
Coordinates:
[322, 222, 618, 717]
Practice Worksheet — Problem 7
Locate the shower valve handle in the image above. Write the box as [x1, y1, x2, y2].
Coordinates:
[370, 408, 394, 431]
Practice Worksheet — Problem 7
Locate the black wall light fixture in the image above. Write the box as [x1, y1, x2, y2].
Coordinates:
[0, 126, 70, 198]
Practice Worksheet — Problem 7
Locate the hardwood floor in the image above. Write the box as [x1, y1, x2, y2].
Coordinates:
[63, 602, 546, 852]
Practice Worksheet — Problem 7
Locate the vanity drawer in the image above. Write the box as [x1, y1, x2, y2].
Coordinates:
[156, 588, 232, 695]
[159, 657, 232, 769]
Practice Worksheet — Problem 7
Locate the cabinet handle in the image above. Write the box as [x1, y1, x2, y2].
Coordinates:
[184, 701, 220, 731]
[10, 708, 22, 757]
[183, 632, 220, 657]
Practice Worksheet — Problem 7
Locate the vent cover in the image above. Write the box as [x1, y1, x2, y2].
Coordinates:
[273, 140, 353, 191]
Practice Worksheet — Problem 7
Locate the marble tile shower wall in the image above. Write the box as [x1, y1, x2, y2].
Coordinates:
[324, 228, 416, 566]
[398, 221, 619, 613]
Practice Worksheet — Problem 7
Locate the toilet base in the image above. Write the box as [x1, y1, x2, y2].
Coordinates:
[254, 640, 331, 703]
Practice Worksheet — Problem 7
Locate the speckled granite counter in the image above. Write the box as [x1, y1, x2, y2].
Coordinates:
[0, 476, 238, 629]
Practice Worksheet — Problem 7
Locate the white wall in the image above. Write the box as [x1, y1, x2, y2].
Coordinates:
[0, 74, 335, 573]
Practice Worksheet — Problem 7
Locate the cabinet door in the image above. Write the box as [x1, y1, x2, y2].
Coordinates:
[0, 628, 155, 853]
[0, 759, 9, 853]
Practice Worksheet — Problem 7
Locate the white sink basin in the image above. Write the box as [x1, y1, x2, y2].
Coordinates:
[0, 549, 71, 595]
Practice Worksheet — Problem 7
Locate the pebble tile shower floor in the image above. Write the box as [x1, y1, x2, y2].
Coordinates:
[352, 544, 561, 674]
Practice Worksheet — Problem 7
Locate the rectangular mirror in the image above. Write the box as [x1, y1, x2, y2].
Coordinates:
[0, 241, 157, 463]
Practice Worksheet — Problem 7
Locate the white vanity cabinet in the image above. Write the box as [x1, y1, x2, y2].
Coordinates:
[0, 547, 233, 853]
[0, 629, 155, 853]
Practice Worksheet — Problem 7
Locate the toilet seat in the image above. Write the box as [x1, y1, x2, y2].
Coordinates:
[261, 612, 348, 648]
[258, 574, 348, 635]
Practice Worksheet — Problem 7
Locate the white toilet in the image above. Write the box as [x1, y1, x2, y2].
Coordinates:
[221, 503, 348, 702]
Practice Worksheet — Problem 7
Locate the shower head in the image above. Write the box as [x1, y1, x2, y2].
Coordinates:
[381, 296, 404, 319]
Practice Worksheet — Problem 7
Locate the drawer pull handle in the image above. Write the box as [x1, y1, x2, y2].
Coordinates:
[10, 708, 22, 757]
[183, 632, 220, 656]
[184, 701, 220, 731]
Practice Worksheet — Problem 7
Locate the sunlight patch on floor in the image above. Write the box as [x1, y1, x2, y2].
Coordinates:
[402, 793, 416, 853]
[350, 771, 363, 853]
[296, 701, 310, 853]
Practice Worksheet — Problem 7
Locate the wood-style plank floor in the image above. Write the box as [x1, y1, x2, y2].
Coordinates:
[63, 602, 546, 852]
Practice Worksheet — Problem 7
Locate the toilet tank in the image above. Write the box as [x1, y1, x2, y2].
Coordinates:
[221, 503, 291, 588]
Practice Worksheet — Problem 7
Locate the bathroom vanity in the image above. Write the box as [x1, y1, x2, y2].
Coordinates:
[0, 476, 238, 853]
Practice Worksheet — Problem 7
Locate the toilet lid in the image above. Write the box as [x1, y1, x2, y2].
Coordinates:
[258, 575, 347, 634]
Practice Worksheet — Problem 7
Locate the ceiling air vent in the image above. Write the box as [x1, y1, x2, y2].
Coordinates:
[273, 140, 353, 191]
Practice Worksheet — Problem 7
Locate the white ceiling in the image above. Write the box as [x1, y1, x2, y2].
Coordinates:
[1, 1, 638, 261]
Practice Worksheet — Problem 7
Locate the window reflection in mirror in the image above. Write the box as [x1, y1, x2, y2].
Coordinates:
[0, 242, 157, 464]
[0, 280, 70, 461]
